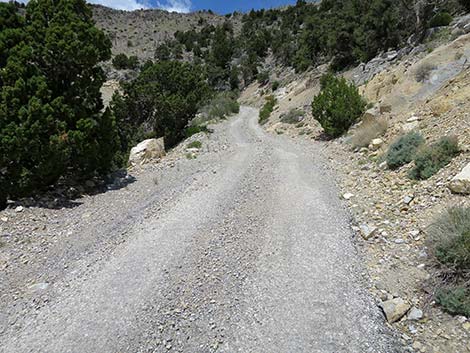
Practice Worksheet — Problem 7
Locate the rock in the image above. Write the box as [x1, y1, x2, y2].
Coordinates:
[370, 138, 384, 151]
[381, 297, 410, 323]
[463, 322, 470, 331]
[402, 121, 419, 132]
[129, 138, 165, 167]
[407, 307, 423, 321]
[407, 115, 420, 123]
[15, 206, 24, 213]
[29, 282, 49, 292]
[186, 148, 199, 153]
[379, 103, 392, 114]
[448, 163, 470, 195]
[1, 217, 7, 222]
[343, 193, 354, 200]
[403, 195, 414, 205]
[359, 224, 378, 240]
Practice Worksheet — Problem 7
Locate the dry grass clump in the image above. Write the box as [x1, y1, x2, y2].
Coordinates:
[351, 117, 388, 148]
[415, 62, 437, 82]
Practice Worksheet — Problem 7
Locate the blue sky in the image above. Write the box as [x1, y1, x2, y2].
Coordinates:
[0, 0, 299, 13]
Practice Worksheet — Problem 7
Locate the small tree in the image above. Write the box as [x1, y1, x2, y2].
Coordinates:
[0, 0, 116, 205]
[311, 73, 366, 138]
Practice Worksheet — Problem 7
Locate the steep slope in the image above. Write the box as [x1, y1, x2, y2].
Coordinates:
[92, 5, 241, 59]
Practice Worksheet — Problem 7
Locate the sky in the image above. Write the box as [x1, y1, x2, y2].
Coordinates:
[0, 0, 299, 13]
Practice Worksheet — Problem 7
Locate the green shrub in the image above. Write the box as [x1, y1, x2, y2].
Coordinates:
[0, 0, 117, 206]
[184, 125, 210, 138]
[386, 132, 424, 170]
[112, 53, 139, 70]
[111, 61, 211, 149]
[351, 118, 388, 148]
[272, 81, 280, 92]
[280, 109, 304, 124]
[187, 140, 202, 149]
[429, 12, 453, 28]
[257, 71, 270, 86]
[429, 207, 470, 271]
[311, 73, 366, 138]
[196, 92, 240, 123]
[259, 95, 277, 124]
[436, 287, 470, 317]
[409, 136, 459, 180]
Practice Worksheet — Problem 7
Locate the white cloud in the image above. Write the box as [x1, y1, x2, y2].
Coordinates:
[87, 0, 147, 11]
[156, 0, 191, 13]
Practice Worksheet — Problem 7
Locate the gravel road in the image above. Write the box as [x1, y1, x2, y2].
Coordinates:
[0, 107, 402, 353]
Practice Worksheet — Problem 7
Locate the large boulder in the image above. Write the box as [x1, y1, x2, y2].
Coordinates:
[128, 138, 165, 167]
[449, 163, 470, 194]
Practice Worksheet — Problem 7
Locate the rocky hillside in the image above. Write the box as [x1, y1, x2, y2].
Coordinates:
[241, 17, 470, 353]
[92, 5, 241, 60]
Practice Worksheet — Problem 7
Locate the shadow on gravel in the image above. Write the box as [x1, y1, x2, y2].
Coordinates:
[4, 170, 136, 210]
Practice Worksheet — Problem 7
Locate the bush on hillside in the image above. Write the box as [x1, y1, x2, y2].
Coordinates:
[112, 53, 139, 70]
[430, 207, 470, 316]
[430, 207, 470, 271]
[272, 81, 280, 92]
[415, 63, 436, 82]
[311, 74, 366, 138]
[409, 136, 459, 180]
[257, 71, 270, 86]
[0, 0, 116, 206]
[259, 95, 277, 124]
[111, 61, 211, 150]
[386, 132, 424, 170]
[280, 109, 304, 124]
[429, 12, 453, 28]
[196, 92, 240, 124]
[436, 287, 470, 316]
[351, 118, 388, 148]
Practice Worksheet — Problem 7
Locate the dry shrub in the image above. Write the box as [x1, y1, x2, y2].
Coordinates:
[351, 117, 388, 148]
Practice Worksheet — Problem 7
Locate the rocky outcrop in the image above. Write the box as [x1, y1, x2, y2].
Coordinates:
[128, 138, 165, 167]
[449, 162, 470, 194]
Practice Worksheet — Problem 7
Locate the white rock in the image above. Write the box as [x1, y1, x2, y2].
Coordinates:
[15, 206, 24, 213]
[1, 217, 8, 222]
[403, 195, 414, 205]
[370, 138, 384, 150]
[402, 121, 419, 132]
[407, 115, 420, 122]
[128, 138, 165, 167]
[343, 193, 354, 200]
[448, 163, 470, 194]
[359, 224, 378, 240]
[407, 307, 423, 321]
[381, 297, 410, 323]
[29, 282, 49, 292]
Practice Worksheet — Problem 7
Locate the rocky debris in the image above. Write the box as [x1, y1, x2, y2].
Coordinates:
[359, 224, 378, 240]
[448, 162, 470, 194]
[407, 307, 423, 321]
[342, 192, 354, 200]
[29, 282, 49, 292]
[129, 138, 165, 167]
[14, 206, 24, 213]
[403, 195, 414, 205]
[381, 298, 410, 323]
[363, 106, 380, 120]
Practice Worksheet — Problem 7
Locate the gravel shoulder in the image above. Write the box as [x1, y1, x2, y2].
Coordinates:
[0, 107, 401, 353]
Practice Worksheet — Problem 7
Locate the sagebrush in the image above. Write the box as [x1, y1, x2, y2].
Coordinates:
[409, 136, 459, 180]
[386, 132, 424, 170]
